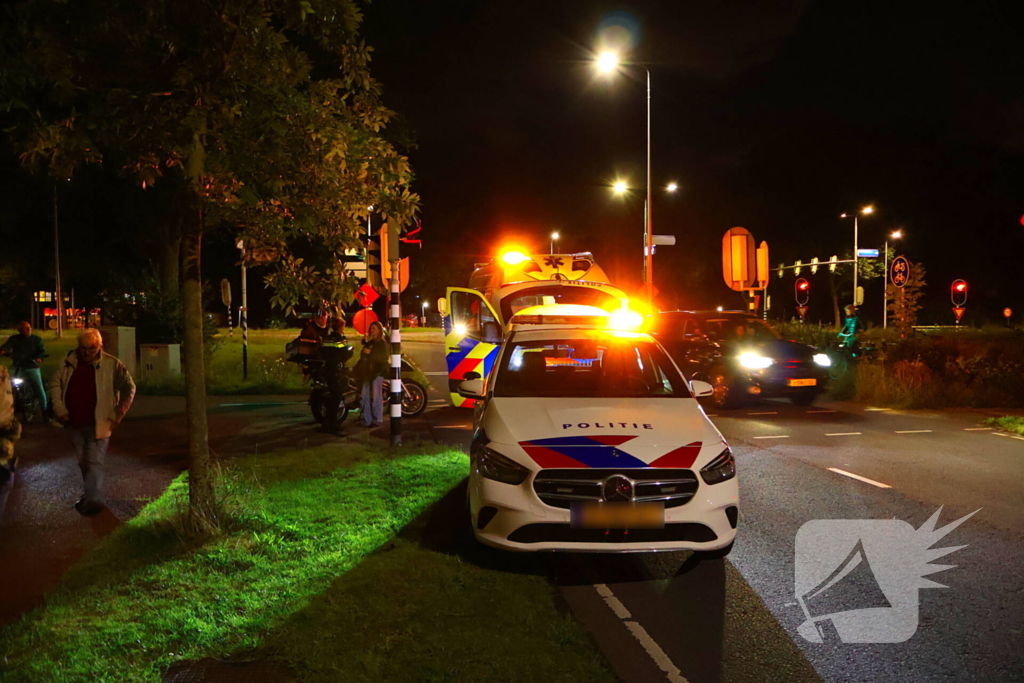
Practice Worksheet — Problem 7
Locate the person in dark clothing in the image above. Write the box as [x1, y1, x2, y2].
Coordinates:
[0, 321, 48, 412]
[359, 321, 389, 427]
[320, 317, 352, 433]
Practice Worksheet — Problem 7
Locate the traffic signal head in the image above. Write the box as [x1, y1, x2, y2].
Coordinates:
[953, 281, 967, 293]
[951, 279, 968, 306]
[796, 279, 810, 291]
[795, 278, 810, 305]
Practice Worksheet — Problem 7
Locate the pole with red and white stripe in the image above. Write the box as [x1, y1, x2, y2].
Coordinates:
[389, 257, 402, 446]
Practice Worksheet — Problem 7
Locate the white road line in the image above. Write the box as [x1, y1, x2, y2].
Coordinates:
[747, 411, 778, 415]
[895, 430, 933, 434]
[992, 432, 1024, 441]
[424, 371, 449, 376]
[825, 432, 862, 436]
[594, 584, 632, 620]
[864, 407, 892, 411]
[963, 427, 993, 431]
[753, 435, 790, 440]
[806, 409, 836, 414]
[827, 467, 892, 489]
[594, 584, 690, 683]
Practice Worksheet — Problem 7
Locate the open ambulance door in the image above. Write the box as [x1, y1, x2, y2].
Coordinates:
[439, 288, 503, 407]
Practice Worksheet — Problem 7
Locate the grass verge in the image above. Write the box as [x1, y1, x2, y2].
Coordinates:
[984, 416, 1024, 435]
[0, 442, 613, 683]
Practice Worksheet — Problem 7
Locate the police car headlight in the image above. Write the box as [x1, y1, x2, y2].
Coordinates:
[738, 353, 773, 370]
[813, 353, 832, 367]
[478, 447, 529, 485]
[700, 448, 736, 485]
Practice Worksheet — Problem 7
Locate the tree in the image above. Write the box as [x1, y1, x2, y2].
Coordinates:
[888, 261, 926, 337]
[827, 249, 889, 327]
[2, 0, 418, 526]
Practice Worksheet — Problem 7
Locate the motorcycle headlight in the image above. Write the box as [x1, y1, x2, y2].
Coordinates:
[813, 353, 832, 367]
[738, 352, 773, 370]
[477, 447, 530, 485]
[700, 448, 736, 485]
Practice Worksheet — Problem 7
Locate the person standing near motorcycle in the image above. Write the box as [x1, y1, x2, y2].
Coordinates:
[320, 317, 352, 433]
[1, 322, 48, 416]
[358, 321, 389, 428]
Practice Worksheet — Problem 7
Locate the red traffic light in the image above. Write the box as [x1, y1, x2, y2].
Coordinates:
[952, 280, 967, 293]
[796, 279, 810, 291]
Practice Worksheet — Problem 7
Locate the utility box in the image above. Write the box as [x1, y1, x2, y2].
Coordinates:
[139, 344, 181, 378]
[98, 326, 136, 376]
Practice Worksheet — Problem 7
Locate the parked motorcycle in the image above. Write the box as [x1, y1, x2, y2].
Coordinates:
[306, 356, 428, 428]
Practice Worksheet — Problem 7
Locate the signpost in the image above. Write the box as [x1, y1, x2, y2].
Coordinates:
[890, 256, 910, 288]
[856, 248, 880, 258]
[952, 306, 966, 323]
[1004, 307, 1013, 327]
[220, 278, 233, 336]
[722, 228, 769, 316]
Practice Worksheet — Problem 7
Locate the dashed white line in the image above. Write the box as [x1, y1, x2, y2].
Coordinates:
[747, 411, 778, 415]
[895, 430, 933, 434]
[594, 584, 690, 683]
[825, 432, 862, 436]
[992, 432, 1024, 441]
[963, 427, 993, 431]
[753, 435, 790, 440]
[827, 467, 892, 489]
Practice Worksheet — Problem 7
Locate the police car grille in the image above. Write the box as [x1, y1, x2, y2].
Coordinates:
[533, 469, 699, 509]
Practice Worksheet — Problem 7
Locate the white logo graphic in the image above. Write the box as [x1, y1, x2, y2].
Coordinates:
[795, 507, 978, 643]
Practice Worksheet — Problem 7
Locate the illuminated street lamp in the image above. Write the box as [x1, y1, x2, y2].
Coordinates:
[596, 50, 654, 302]
[612, 180, 628, 195]
[666, 182, 678, 193]
[550, 231, 560, 255]
[840, 206, 874, 311]
[883, 229, 903, 329]
[420, 300, 428, 327]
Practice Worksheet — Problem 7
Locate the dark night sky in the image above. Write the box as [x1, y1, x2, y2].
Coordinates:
[362, 0, 1024, 324]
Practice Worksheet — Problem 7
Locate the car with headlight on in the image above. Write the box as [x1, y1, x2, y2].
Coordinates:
[651, 310, 831, 410]
[459, 324, 738, 555]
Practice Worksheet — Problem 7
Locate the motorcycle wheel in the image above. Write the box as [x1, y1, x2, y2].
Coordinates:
[401, 380, 428, 417]
[310, 388, 327, 424]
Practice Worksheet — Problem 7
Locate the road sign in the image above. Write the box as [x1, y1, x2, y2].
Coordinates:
[352, 308, 379, 335]
[1004, 307, 1013, 319]
[890, 256, 910, 288]
[856, 248, 880, 258]
[355, 283, 379, 307]
[952, 306, 966, 323]
[756, 241, 769, 289]
[797, 305, 809, 321]
[722, 227, 756, 291]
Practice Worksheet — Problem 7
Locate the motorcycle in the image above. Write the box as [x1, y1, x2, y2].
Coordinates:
[306, 356, 428, 428]
[10, 375, 41, 425]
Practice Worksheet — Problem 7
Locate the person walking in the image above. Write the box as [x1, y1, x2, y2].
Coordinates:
[47, 329, 135, 516]
[1, 321, 49, 415]
[358, 321, 389, 428]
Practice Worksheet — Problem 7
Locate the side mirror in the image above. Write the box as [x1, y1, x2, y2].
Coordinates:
[463, 371, 482, 381]
[458, 378, 485, 399]
[690, 379, 714, 398]
[437, 297, 448, 315]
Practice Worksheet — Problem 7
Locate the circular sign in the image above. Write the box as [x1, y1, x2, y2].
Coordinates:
[889, 256, 911, 288]
[351, 309, 379, 335]
[1004, 308, 1013, 318]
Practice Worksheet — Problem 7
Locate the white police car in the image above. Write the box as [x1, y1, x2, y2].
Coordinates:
[459, 322, 739, 555]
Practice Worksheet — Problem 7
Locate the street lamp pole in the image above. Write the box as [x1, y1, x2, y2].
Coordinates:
[645, 67, 653, 304]
[853, 212, 858, 312]
[550, 231, 560, 255]
[882, 230, 902, 329]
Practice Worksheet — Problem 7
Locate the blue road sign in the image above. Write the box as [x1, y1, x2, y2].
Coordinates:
[857, 248, 880, 258]
[890, 256, 911, 288]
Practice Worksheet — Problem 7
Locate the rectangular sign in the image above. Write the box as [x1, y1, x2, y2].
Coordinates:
[856, 249, 880, 258]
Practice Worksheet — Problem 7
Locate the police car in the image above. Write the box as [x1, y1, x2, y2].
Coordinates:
[459, 308, 739, 554]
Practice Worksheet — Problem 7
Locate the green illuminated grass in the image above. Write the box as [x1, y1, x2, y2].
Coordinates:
[0, 443, 613, 683]
[985, 416, 1024, 435]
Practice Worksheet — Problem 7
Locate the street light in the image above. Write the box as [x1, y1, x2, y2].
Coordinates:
[420, 300, 428, 327]
[550, 231, 560, 255]
[612, 179, 628, 195]
[596, 50, 654, 303]
[883, 229, 903, 329]
[840, 206, 874, 311]
[666, 182, 678, 193]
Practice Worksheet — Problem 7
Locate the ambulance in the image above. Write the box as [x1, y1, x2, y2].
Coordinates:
[437, 250, 632, 407]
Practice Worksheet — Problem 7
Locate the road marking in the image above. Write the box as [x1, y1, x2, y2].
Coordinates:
[963, 427, 993, 431]
[864, 407, 892, 412]
[424, 371, 449, 376]
[594, 584, 690, 683]
[806, 409, 836, 413]
[827, 467, 892, 489]
[747, 411, 777, 415]
[992, 432, 1024, 441]
[895, 430, 933, 434]
[825, 432, 862, 436]
[218, 401, 306, 407]
[753, 435, 790, 440]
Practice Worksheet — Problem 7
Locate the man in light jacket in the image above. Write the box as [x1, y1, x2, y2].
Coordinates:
[48, 329, 135, 516]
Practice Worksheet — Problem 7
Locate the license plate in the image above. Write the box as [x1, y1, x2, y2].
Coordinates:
[788, 378, 817, 387]
[571, 503, 664, 529]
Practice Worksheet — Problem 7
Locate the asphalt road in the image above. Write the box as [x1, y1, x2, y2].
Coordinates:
[406, 338, 1024, 683]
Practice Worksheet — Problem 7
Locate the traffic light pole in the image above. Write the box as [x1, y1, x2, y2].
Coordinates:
[389, 257, 402, 447]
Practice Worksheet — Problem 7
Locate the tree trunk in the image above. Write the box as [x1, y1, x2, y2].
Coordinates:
[181, 215, 216, 526]
[160, 233, 181, 295]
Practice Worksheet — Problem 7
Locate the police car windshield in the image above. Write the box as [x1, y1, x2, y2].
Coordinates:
[500, 286, 620, 323]
[494, 338, 690, 399]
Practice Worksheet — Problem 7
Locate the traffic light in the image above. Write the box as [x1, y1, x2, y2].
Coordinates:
[951, 279, 968, 306]
[795, 278, 810, 306]
[366, 222, 390, 292]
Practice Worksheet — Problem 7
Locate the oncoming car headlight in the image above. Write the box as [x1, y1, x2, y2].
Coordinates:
[813, 353, 832, 367]
[477, 447, 529, 485]
[738, 352, 773, 370]
[700, 448, 736, 485]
